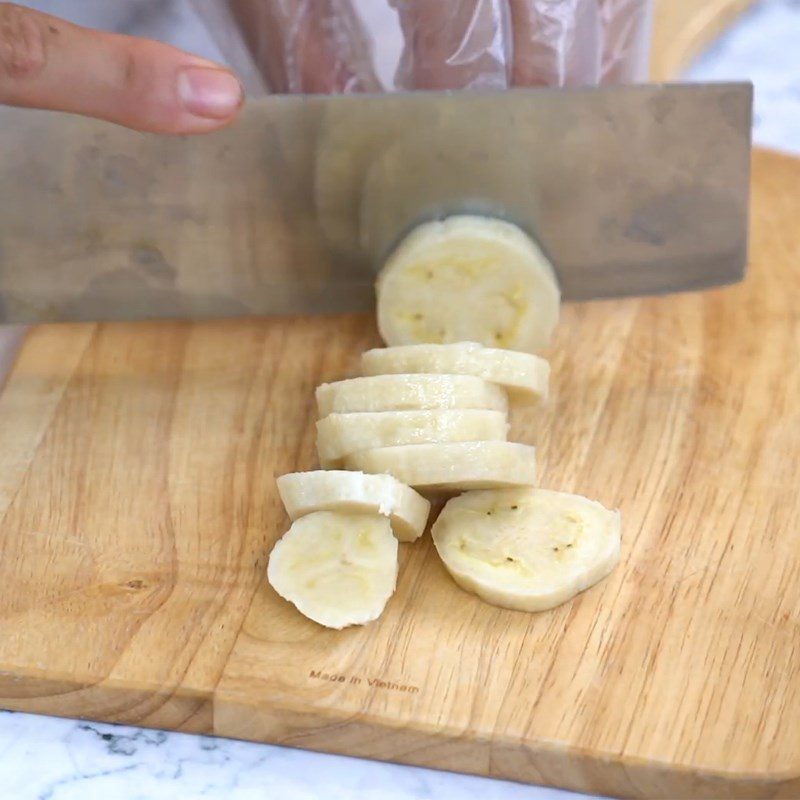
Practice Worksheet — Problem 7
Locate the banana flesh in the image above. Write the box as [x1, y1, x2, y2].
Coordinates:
[432, 488, 620, 612]
[316, 409, 509, 467]
[316, 373, 508, 416]
[361, 342, 549, 404]
[376, 216, 560, 354]
[276, 470, 430, 542]
[345, 441, 536, 492]
[267, 511, 398, 629]
[268, 214, 625, 625]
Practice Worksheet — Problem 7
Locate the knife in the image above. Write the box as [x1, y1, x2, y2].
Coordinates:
[0, 82, 752, 323]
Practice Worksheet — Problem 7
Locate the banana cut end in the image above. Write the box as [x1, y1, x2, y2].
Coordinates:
[376, 215, 561, 355]
[432, 488, 621, 613]
[267, 511, 399, 629]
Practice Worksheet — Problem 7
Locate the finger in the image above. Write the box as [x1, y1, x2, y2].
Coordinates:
[225, 0, 380, 93]
[391, 0, 512, 91]
[0, 3, 243, 134]
[599, 0, 650, 84]
[508, 0, 602, 87]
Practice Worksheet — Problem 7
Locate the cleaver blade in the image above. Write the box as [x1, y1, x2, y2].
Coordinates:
[0, 82, 752, 323]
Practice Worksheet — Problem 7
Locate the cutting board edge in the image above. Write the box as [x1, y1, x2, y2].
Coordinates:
[211, 690, 800, 790]
[2, 671, 798, 798]
[0, 661, 216, 735]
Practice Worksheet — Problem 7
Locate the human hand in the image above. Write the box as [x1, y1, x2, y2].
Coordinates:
[0, 1, 648, 133]
[0, 2, 243, 134]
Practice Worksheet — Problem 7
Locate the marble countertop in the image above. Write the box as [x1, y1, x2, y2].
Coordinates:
[0, 710, 581, 800]
[2, 1, 799, 798]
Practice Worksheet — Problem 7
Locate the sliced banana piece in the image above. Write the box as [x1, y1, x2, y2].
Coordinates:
[345, 441, 536, 492]
[316, 373, 508, 416]
[267, 511, 398, 629]
[361, 341, 549, 403]
[376, 215, 560, 354]
[276, 470, 430, 543]
[432, 488, 621, 612]
[317, 409, 508, 467]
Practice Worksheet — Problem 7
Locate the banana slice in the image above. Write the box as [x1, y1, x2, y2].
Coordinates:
[316, 374, 508, 416]
[276, 470, 430, 543]
[317, 409, 508, 467]
[361, 342, 549, 403]
[267, 511, 398, 629]
[345, 441, 536, 492]
[376, 216, 560, 354]
[432, 488, 621, 612]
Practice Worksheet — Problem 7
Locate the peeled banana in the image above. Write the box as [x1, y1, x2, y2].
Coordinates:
[376, 215, 560, 354]
[345, 441, 536, 492]
[316, 373, 508, 416]
[316, 408, 509, 467]
[267, 511, 398, 629]
[276, 470, 430, 543]
[265, 201, 625, 627]
[361, 341, 549, 403]
[432, 488, 621, 612]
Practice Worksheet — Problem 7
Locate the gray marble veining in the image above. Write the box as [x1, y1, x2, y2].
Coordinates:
[0, 711, 584, 800]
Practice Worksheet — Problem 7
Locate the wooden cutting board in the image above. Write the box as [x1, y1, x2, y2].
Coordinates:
[5, 2, 791, 798]
[2, 147, 798, 799]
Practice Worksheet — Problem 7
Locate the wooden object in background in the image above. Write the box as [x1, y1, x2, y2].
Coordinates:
[0, 150, 799, 798]
[650, 0, 757, 80]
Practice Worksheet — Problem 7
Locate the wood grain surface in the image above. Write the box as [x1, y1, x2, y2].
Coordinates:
[1, 149, 799, 798]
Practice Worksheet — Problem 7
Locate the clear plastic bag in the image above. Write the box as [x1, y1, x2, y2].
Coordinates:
[193, 0, 652, 95]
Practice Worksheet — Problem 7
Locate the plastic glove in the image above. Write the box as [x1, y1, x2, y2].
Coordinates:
[197, 0, 651, 94]
[220, 0, 381, 93]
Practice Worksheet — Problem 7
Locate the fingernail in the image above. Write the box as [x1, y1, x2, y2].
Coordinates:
[178, 67, 243, 119]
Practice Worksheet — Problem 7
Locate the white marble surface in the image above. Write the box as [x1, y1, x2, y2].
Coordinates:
[0, 711, 585, 800]
[2, 1, 799, 798]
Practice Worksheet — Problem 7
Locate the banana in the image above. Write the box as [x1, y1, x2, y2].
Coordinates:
[345, 441, 536, 492]
[267, 511, 398, 629]
[316, 409, 509, 467]
[361, 341, 549, 403]
[432, 488, 621, 612]
[276, 470, 430, 543]
[316, 374, 508, 416]
[376, 216, 560, 354]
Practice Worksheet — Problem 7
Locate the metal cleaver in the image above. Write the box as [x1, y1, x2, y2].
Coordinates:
[0, 82, 752, 323]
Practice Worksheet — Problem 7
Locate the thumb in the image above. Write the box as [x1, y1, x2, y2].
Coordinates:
[0, 3, 244, 134]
